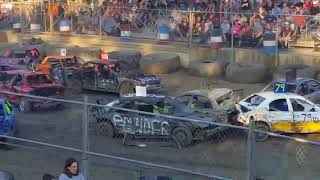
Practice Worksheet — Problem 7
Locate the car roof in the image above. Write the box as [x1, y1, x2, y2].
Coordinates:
[252, 91, 305, 99]
[45, 55, 74, 59]
[0, 99, 4, 104]
[86, 60, 119, 65]
[120, 94, 168, 105]
[180, 88, 233, 101]
[275, 77, 315, 85]
[3, 70, 46, 76]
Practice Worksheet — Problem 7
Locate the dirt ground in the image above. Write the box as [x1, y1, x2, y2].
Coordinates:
[1, 69, 320, 180]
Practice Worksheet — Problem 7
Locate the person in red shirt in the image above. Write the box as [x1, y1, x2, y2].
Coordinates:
[239, 22, 252, 47]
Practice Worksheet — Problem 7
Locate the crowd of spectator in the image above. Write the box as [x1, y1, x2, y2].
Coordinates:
[1, 0, 320, 48]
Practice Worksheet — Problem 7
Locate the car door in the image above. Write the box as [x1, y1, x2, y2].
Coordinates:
[0, 104, 5, 133]
[290, 98, 320, 133]
[97, 64, 116, 91]
[304, 80, 320, 103]
[35, 58, 55, 74]
[267, 98, 294, 133]
[110, 101, 135, 134]
[134, 101, 169, 136]
[10, 74, 23, 103]
[80, 63, 96, 89]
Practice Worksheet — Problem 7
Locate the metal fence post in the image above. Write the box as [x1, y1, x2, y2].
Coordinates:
[275, 16, 279, 67]
[82, 95, 89, 180]
[246, 118, 256, 180]
[231, 12, 234, 63]
[188, 10, 193, 66]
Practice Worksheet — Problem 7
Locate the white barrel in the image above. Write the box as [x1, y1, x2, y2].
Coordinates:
[30, 24, 41, 33]
[13, 23, 21, 33]
[120, 30, 132, 37]
[158, 27, 169, 40]
[210, 36, 223, 43]
[59, 20, 71, 32]
[211, 36, 224, 48]
[263, 40, 276, 54]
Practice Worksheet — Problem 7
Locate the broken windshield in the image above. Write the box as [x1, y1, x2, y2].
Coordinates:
[27, 74, 53, 85]
[61, 57, 85, 67]
[244, 95, 266, 106]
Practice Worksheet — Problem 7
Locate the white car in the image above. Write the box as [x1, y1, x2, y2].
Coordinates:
[236, 91, 320, 141]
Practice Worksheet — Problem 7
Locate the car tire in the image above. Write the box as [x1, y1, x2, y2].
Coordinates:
[254, 122, 270, 142]
[119, 82, 135, 97]
[19, 98, 32, 113]
[225, 63, 269, 83]
[172, 127, 193, 147]
[98, 121, 115, 138]
[273, 64, 319, 80]
[188, 59, 227, 78]
[140, 53, 181, 74]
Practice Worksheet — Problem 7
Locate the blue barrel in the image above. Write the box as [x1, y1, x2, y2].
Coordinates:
[158, 27, 169, 41]
[263, 40, 276, 54]
[59, 19, 71, 32]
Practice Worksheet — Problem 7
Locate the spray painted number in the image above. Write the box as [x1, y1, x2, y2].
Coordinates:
[301, 114, 320, 122]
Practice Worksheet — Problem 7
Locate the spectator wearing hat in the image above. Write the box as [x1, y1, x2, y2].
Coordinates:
[279, 22, 293, 48]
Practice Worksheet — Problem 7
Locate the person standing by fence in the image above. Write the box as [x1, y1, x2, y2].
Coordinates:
[59, 158, 84, 180]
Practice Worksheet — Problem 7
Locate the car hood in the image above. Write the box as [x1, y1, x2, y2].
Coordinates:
[124, 73, 161, 85]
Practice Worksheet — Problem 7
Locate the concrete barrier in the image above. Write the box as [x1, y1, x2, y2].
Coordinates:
[0, 31, 19, 43]
[18, 33, 320, 70]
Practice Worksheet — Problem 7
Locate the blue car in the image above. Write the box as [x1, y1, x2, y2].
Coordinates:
[0, 99, 16, 139]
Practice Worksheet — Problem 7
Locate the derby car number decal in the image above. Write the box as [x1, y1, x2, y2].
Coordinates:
[112, 114, 169, 135]
[300, 113, 320, 122]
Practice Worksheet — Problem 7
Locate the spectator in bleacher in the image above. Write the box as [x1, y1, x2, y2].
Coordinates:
[293, 11, 305, 35]
[239, 21, 252, 46]
[168, 16, 181, 40]
[200, 17, 213, 43]
[193, 15, 204, 35]
[281, 2, 290, 14]
[271, 2, 282, 15]
[221, 18, 231, 42]
[241, 0, 251, 13]
[279, 21, 293, 48]
[102, 15, 120, 36]
[252, 19, 264, 47]
[310, 1, 320, 15]
[264, 0, 274, 13]
[232, 20, 242, 38]
[179, 18, 189, 38]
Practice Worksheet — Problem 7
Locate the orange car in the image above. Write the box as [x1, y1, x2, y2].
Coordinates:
[35, 55, 85, 83]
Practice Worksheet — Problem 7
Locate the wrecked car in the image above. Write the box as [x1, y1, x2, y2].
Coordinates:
[0, 99, 16, 142]
[0, 70, 64, 112]
[79, 61, 163, 96]
[90, 94, 222, 147]
[0, 170, 14, 180]
[274, 78, 320, 103]
[35, 55, 85, 84]
[1, 47, 41, 70]
[176, 88, 239, 124]
[235, 91, 320, 141]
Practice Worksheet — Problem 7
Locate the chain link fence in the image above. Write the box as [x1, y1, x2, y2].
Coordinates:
[0, 91, 320, 179]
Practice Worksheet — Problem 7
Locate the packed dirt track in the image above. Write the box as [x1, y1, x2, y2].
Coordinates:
[0, 70, 320, 180]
